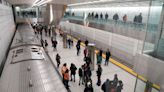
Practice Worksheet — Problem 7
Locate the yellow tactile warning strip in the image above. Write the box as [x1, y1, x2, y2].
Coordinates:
[67, 35, 160, 90]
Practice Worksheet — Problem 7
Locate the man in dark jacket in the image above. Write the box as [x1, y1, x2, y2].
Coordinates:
[85, 39, 89, 46]
[105, 49, 111, 66]
[113, 13, 119, 21]
[70, 63, 77, 82]
[137, 13, 142, 23]
[101, 79, 111, 92]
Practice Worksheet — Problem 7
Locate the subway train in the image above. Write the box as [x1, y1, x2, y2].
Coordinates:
[0, 23, 67, 92]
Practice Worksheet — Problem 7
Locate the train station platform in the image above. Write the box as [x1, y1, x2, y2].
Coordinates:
[38, 29, 141, 92]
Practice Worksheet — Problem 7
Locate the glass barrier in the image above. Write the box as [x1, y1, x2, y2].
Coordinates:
[64, 15, 158, 33]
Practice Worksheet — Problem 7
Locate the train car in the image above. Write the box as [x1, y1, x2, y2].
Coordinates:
[0, 23, 67, 92]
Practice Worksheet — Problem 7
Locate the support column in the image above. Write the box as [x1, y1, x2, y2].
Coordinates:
[63, 32, 67, 48]
[87, 43, 95, 71]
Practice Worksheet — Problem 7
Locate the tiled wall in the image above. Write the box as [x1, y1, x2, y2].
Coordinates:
[0, 4, 15, 65]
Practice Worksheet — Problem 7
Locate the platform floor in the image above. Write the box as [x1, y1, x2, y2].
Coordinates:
[38, 30, 145, 92]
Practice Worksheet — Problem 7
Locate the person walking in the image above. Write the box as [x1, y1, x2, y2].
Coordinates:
[67, 38, 71, 49]
[105, 49, 111, 66]
[70, 63, 77, 82]
[85, 67, 92, 86]
[84, 47, 88, 59]
[64, 69, 70, 89]
[61, 63, 68, 82]
[53, 40, 58, 51]
[76, 43, 80, 56]
[56, 53, 61, 68]
[78, 66, 84, 85]
[40, 39, 44, 48]
[96, 65, 102, 86]
[44, 40, 48, 52]
[84, 81, 93, 92]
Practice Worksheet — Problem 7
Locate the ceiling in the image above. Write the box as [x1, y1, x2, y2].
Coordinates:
[6, 0, 100, 6]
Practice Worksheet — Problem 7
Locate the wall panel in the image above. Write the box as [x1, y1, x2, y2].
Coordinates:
[0, 4, 15, 66]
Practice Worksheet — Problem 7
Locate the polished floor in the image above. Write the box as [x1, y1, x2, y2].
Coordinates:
[38, 29, 146, 92]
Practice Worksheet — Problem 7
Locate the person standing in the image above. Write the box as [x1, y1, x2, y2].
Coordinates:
[97, 51, 102, 65]
[137, 13, 142, 23]
[56, 53, 61, 68]
[105, 49, 111, 66]
[113, 74, 119, 88]
[101, 79, 111, 92]
[96, 65, 102, 86]
[85, 39, 89, 46]
[70, 63, 77, 82]
[123, 14, 127, 22]
[105, 13, 108, 20]
[48, 26, 51, 37]
[113, 13, 119, 21]
[116, 81, 123, 92]
[100, 13, 103, 19]
[133, 15, 138, 24]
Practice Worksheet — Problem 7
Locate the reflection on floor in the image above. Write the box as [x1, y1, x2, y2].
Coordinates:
[39, 30, 144, 92]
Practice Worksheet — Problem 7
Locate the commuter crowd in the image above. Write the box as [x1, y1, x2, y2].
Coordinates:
[31, 22, 124, 92]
